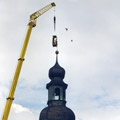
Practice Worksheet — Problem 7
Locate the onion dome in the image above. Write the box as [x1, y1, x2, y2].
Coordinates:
[49, 51, 65, 80]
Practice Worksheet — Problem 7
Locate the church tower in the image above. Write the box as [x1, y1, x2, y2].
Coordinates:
[39, 51, 75, 120]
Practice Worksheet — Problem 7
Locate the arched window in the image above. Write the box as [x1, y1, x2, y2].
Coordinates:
[55, 88, 60, 100]
[63, 90, 65, 99]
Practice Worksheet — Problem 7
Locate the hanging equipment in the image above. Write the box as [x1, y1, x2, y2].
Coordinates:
[52, 13, 58, 47]
[52, 35, 57, 47]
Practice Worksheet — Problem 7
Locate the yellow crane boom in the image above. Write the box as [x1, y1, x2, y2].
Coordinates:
[2, 2, 56, 120]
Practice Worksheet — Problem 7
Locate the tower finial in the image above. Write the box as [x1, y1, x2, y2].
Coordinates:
[55, 50, 59, 63]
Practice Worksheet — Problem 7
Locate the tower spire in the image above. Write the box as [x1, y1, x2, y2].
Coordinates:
[39, 52, 75, 120]
[55, 50, 59, 63]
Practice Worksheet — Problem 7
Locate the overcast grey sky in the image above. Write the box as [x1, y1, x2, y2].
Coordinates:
[1, 0, 120, 120]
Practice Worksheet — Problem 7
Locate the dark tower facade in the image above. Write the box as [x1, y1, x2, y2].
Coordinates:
[39, 52, 75, 120]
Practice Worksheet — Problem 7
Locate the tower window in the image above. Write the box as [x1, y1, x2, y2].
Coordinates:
[63, 90, 65, 99]
[55, 88, 60, 100]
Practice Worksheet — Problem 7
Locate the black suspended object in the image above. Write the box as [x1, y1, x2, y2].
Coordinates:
[52, 35, 57, 47]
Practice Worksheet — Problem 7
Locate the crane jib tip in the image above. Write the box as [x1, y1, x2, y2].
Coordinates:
[51, 2, 56, 7]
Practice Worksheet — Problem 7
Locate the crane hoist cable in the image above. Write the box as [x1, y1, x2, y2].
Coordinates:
[52, 7, 58, 48]
[54, 15, 56, 32]
[54, 7, 56, 32]
[2, 2, 56, 120]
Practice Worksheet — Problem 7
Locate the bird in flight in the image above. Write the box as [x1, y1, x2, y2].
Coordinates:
[65, 28, 68, 31]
